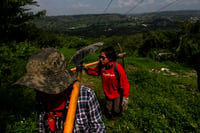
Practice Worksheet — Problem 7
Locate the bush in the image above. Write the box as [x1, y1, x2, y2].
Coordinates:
[0, 42, 39, 132]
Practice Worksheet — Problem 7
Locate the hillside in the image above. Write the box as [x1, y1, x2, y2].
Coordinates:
[1, 3, 200, 132]
[2, 45, 199, 132]
[33, 10, 200, 38]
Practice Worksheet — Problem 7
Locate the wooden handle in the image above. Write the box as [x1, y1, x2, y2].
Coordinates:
[63, 81, 80, 133]
[117, 52, 126, 58]
[70, 61, 99, 71]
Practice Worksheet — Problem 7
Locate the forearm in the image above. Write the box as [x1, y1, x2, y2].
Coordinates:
[85, 66, 100, 76]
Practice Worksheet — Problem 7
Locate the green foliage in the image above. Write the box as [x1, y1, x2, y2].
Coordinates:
[138, 30, 178, 57]
[0, 41, 39, 132]
[0, 41, 38, 84]
[34, 11, 200, 39]
[136, 21, 200, 63]
[121, 34, 143, 57]
[5, 113, 38, 133]
[119, 57, 199, 132]
[0, 10, 200, 132]
[1, 87, 37, 133]
[0, 0, 46, 42]
[64, 36, 90, 49]
[176, 21, 200, 62]
[1, 40, 200, 132]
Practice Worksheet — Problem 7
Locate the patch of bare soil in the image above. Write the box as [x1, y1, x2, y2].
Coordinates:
[149, 68, 197, 78]
[126, 65, 138, 70]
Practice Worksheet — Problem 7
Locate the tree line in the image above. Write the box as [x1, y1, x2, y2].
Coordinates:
[0, 0, 200, 63]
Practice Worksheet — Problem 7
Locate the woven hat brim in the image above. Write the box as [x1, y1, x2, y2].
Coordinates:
[14, 71, 76, 94]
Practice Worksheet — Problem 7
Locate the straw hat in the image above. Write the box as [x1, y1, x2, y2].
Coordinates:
[14, 48, 76, 94]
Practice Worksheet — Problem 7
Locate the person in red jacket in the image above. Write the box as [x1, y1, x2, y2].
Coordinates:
[84, 46, 130, 120]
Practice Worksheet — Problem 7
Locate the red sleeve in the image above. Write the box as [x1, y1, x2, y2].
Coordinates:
[117, 63, 130, 98]
[86, 63, 101, 76]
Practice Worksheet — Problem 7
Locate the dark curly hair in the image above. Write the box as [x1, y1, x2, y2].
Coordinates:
[100, 46, 117, 61]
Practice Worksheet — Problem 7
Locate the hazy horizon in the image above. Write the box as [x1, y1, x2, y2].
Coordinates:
[32, 0, 200, 16]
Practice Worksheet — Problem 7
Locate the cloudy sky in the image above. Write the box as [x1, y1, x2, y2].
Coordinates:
[32, 0, 200, 16]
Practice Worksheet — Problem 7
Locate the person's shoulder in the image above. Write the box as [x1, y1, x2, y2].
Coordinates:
[80, 85, 95, 95]
[115, 61, 123, 69]
[78, 85, 97, 103]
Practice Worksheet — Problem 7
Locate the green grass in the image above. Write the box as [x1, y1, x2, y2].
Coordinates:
[86, 56, 200, 132]
[1, 49, 200, 132]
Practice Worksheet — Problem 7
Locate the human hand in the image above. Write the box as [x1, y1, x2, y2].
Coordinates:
[83, 66, 88, 71]
[122, 97, 129, 111]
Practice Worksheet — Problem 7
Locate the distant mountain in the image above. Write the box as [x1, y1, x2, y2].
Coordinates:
[148, 10, 200, 16]
[131, 10, 200, 16]
[33, 10, 200, 37]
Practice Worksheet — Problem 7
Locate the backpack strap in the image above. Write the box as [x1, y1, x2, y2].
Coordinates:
[114, 61, 120, 82]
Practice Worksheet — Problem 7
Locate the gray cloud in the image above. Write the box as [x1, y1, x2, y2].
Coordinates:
[34, 0, 200, 16]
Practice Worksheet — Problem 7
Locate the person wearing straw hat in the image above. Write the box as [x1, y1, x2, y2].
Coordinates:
[14, 48, 106, 133]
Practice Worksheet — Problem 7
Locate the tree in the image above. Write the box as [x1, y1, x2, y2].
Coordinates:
[0, 0, 46, 42]
[138, 31, 171, 56]
[176, 21, 200, 62]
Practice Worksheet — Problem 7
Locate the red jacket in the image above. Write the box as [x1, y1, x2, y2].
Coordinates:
[86, 61, 130, 99]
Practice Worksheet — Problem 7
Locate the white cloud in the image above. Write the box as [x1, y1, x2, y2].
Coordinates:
[71, 2, 90, 8]
[118, 0, 136, 7]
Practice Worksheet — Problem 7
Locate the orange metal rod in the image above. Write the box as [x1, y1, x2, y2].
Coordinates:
[63, 80, 80, 133]
[70, 61, 99, 71]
